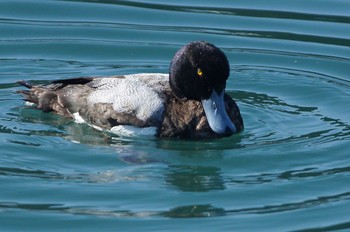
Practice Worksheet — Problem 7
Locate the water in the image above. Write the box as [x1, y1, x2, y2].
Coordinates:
[1, 0, 350, 231]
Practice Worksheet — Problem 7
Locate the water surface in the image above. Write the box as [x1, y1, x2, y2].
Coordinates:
[1, 0, 350, 231]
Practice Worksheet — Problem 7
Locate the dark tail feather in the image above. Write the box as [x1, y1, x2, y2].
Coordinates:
[17, 81, 58, 112]
[16, 80, 40, 105]
[17, 80, 34, 89]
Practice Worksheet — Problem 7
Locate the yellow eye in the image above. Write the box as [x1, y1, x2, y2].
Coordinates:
[197, 68, 203, 77]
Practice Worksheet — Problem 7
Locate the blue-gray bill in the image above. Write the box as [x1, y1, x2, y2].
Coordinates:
[201, 90, 236, 135]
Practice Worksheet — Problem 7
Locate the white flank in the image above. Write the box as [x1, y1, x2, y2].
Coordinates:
[72, 112, 156, 138]
[25, 101, 37, 107]
[87, 74, 168, 123]
[110, 125, 156, 137]
[73, 112, 85, 124]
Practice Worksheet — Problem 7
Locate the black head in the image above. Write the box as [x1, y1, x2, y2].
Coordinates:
[169, 41, 230, 101]
[169, 41, 236, 135]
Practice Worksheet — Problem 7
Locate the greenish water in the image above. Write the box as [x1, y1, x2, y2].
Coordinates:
[1, 0, 350, 231]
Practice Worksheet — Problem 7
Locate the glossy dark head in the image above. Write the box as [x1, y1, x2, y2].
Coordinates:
[169, 41, 230, 101]
[169, 41, 236, 135]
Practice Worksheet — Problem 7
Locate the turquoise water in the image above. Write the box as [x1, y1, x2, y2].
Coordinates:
[1, 0, 350, 231]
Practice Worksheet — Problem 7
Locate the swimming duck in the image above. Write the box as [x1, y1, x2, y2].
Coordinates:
[17, 41, 243, 139]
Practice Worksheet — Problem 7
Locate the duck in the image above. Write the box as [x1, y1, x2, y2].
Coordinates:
[17, 41, 243, 139]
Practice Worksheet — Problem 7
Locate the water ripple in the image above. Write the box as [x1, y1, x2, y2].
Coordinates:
[1, 1, 349, 231]
[2, 189, 350, 218]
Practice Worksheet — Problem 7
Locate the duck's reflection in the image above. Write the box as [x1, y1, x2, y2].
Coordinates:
[165, 165, 225, 192]
[162, 204, 226, 218]
[16, 107, 230, 192]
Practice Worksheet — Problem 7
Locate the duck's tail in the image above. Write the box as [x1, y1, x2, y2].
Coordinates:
[17, 80, 33, 89]
[17, 80, 57, 112]
[17, 80, 37, 104]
